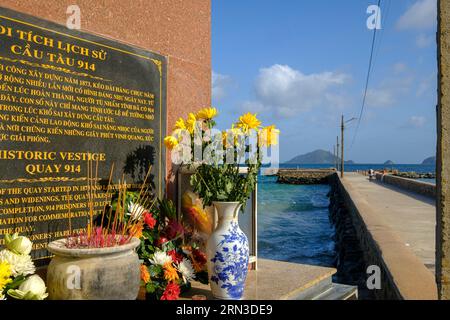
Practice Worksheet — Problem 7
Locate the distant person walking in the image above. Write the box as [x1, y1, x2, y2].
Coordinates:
[368, 169, 375, 180]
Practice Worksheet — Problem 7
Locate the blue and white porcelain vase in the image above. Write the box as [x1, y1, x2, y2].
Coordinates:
[207, 201, 249, 300]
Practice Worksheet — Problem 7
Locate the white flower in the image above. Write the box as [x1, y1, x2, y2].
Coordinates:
[127, 202, 146, 221]
[149, 250, 172, 266]
[5, 234, 33, 255]
[178, 258, 195, 283]
[0, 249, 35, 277]
[7, 275, 48, 300]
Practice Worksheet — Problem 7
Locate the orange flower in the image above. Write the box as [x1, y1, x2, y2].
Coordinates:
[140, 264, 150, 284]
[129, 221, 144, 239]
[191, 258, 204, 273]
[163, 262, 179, 282]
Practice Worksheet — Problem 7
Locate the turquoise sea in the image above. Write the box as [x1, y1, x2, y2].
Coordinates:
[257, 163, 436, 267]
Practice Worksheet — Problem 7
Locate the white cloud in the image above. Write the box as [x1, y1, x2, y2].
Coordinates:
[406, 116, 426, 128]
[393, 62, 408, 74]
[396, 0, 437, 30]
[212, 71, 232, 101]
[242, 64, 350, 118]
[416, 33, 434, 48]
[366, 75, 414, 108]
[366, 88, 395, 107]
[417, 72, 436, 96]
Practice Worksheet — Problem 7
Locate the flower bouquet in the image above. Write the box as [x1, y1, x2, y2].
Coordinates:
[0, 234, 48, 300]
[137, 198, 208, 300]
[164, 107, 279, 299]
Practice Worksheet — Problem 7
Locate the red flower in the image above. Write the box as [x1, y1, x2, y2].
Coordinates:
[144, 212, 157, 229]
[165, 219, 184, 239]
[167, 250, 183, 263]
[161, 282, 180, 300]
[156, 236, 168, 246]
[193, 249, 207, 265]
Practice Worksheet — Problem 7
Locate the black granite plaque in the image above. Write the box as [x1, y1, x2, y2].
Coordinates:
[0, 7, 167, 263]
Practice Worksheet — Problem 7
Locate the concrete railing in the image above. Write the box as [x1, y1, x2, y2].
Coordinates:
[375, 173, 436, 198]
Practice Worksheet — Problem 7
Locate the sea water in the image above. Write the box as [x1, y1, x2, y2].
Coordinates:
[257, 175, 335, 267]
[257, 164, 436, 267]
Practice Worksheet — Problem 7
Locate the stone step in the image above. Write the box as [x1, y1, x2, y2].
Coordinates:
[291, 273, 358, 300]
[312, 283, 358, 300]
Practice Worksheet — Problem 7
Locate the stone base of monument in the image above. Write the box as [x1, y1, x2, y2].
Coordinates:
[46, 237, 141, 300]
[179, 259, 358, 300]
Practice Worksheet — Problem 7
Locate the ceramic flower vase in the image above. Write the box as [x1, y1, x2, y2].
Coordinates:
[207, 201, 249, 300]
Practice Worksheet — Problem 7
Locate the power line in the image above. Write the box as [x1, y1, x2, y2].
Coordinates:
[350, 0, 382, 149]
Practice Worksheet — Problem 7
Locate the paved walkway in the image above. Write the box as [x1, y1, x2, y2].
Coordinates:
[343, 173, 436, 272]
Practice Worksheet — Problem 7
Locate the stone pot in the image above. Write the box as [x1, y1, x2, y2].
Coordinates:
[46, 237, 141, 300]
[207, 201, 249, 300]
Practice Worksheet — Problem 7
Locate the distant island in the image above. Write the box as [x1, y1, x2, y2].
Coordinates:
[285, 149, 354, 165]
[285, 150, 436, 166]
[422, 156, 436, 165]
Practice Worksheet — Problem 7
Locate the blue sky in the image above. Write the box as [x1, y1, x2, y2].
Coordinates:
[211, 0, 437, 164]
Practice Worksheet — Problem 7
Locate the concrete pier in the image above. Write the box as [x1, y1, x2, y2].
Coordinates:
[335, 173, 437, 299]
[276, 168, 336, 184]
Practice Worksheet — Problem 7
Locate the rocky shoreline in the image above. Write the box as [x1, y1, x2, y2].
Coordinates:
[392, 172, 435, 179]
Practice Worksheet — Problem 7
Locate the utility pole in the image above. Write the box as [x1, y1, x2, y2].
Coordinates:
[340, 116, 357, 178]
[333, 145, 336, 171]
[336, 136, 340, 172]
[341, 115, 344, 178]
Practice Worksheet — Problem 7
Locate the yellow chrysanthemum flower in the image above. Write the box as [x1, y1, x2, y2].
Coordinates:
[164, 136, 179, 150]
[236, 113, 262, 132]
[222, 126, 244, 147]
[174, 117, 186, 130]
[196, 107, 218, 120]
[186, 113, 197, 134]
[163, 262, 179, 282]
[0, 261, 12, 290]
[259, 125, 280, 146]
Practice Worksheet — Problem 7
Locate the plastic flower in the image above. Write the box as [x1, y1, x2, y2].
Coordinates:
[185, 113, 197, 134]
[144, 212, 157, 229]
[167, 250, 183, 264]
[258, 125, 280, 146]
[190, 249, 207, 272]
[236, 112, 261, 132]
[149, 250, 172, 266]
[164, 136, 179, 150]
[196, 107, 218, 120]
[0, 249, 35, 277]
[177, 259, 195, 283]
[192, 249, 207, 266]
[127, 202, 146, 221]
[165, 219, 184, 239]
[163, 262, 179, 282]
[174, 117, 186, 130]
[0, 261, 12, 290]
[5, 234, 33, 255]
[140, 264, 150, 284]
[7, 275, 48, 300]
[129, 221, 144, 239]
[161, 282, 180, 300]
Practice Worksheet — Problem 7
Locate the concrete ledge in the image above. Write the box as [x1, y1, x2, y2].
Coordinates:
[376, 173, 436, 199]
[336, 174, 437, 300]
[180, 259, 338, 300]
